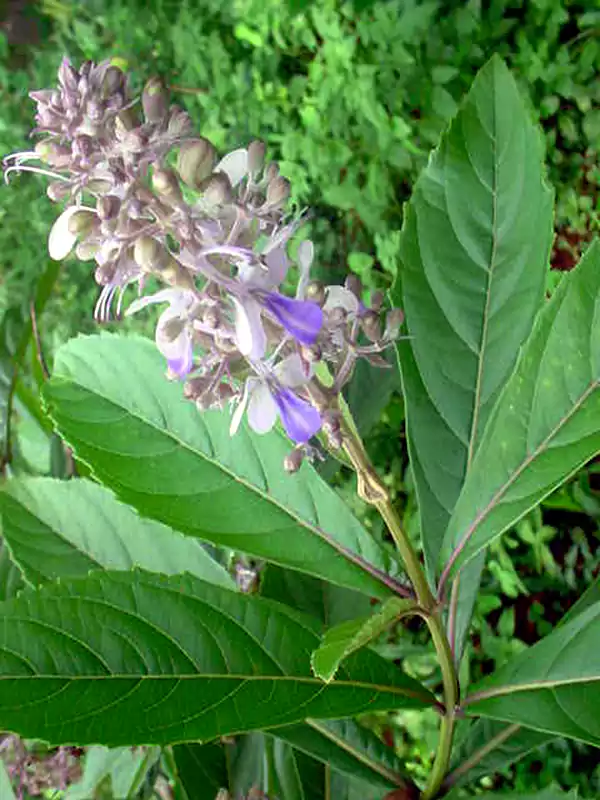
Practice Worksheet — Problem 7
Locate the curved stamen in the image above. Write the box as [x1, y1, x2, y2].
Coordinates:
[3, 164, 69, 184]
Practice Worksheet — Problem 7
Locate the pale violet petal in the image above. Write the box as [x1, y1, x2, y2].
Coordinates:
[324, 285, 360, 314]
[247, 383, 278, 434]
[126, 288, 186, 317]
[233, 296, 267, 359]
[215, 148, 248, 187]
[265, 245, 290, 287]
[230, 377, 259, 436]
[48, 206, 84, 261]
[274, 353, 311, 388]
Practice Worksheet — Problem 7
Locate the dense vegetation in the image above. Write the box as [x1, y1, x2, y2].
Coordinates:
[0, 0, 598, 797]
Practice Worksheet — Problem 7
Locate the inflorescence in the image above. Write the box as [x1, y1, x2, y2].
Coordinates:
[4, 57, 403, 468]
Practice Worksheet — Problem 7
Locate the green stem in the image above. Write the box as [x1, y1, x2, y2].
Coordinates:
[341, 424, 459, 799]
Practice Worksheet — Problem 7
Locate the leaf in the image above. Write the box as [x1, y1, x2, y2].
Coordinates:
[172, 742, 229, 799]
[445, 719, 555, 789]
[66, 746, 159, 800]
[0, 477, 233, 589]
[560, 579, 600, 627]
[311, 597, 416, 681]
[0, 260, 60, 469]
[393, 54, 553, 578]
[464, 601, 600, 747]
[276, 718, 408, 792]
[0, 760, 16, 800]
[440, 239, 600, 583]
[44, 334, 400, 599]
[473, 788, 578, 800]
[0, 570, 434, 745]
[0, 538, 23, 601]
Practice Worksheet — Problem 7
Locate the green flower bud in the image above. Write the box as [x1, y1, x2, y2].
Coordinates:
[177, 138, 217, 187]
[384, 307, 404, 340]
[361, 309, 382, 342]
[266, 176, 290, 209]
[133, 236, 163, 271]
[76, 241, 100, 261]
[142, 76, 169, 123]
[102, 65, 125, 97]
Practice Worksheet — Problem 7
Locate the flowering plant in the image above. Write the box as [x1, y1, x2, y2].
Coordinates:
[0, 54, 598, 799]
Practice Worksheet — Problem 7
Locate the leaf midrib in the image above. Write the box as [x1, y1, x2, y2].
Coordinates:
[464, 674, 600, 705]
[442, 379, 599, 583]
[48, 364, 395, 593]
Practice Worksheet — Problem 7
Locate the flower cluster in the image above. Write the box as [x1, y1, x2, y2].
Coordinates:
[4, 58, 403, 464]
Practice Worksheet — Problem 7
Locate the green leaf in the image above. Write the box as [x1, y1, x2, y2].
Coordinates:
[394, 55, 553, 577]
[312, 597, 416, 681]
[0, 260, 60, 470]
[276, 719, 408, 792]
[440, 240, 600, 583]
[172, 742, 229, 799]
[66, 745, 160, 800]
[0, 760, 16, 800]
[0, 477, 233, 589]
[464, 601, 600, 747]
[44, 334, 400, 599]
[0, 570, 434, 745]
[445, 719, 554, 789]
[0, 538, 23, 601]
[560, 579, 600, 627]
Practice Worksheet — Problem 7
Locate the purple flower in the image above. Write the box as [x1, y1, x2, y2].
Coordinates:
[230, 354, 321, 444]
[262, 292, 323, 345]
[273, 387, 322, 443]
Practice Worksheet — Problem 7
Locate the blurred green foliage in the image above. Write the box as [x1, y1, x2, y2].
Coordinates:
[0, 0, 599, 796]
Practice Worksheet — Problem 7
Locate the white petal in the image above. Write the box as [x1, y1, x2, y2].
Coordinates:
[324, 285, 360, 314]
[265, 245, 289, 287]
[233, 296, 267, 360]
[296, 240, 314, 299]
[48, 207, 82, 260]
[274, 353, 311, 388]
[247, 383, 278, 434]
[230, 377, 258, 436]
[126, 288, 190, 317]
[215, 148, 248, 187]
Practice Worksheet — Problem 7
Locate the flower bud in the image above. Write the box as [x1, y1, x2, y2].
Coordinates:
[86, 98, 105, 123]
[345, 273, 362, 298]
[102, 65, 125, 98]
[361, 309, 382, 342]
[263, 161, 279, 183]
[47, 181, 71, 202]
[305, 281, 326, 306]
[384, 308, 404, 340]
[152, 167, 183, 206]
[370, 290, 384, 311]
[85, 178, 113, 194]
[167, 105, 193, 138]
[142, 77, 169, 123]
[202, 307, 220, 329]
[114, 109, 139, 137]
[200, 173, 233, 206]
[247, 139, 266, 175]
[177, 138, 216, 187]
[284, 447, 305, 474]
[266, 176, 290, 209]
[214, 791, 230, 800]
[67, 209, 96, 236]
[133, 236, 163, 271]
[96, 194, 121, 221]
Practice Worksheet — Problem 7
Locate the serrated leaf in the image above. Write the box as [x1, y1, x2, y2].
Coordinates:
[312, 597, 416, 681]
[0, 477, 233, 589]
[440, 240, 600, 582]
[0, 570, 434, 745]
[43, 334, 400, 599]
[394, 55, 553, 575]
[464, 601, 600, 747]
[0, 538, 23, 601]
[445, 719, 554, 789]
[392, 55, 553, 657]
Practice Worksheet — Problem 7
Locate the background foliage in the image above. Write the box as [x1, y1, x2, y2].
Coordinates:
[0, 0, 599, 797]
